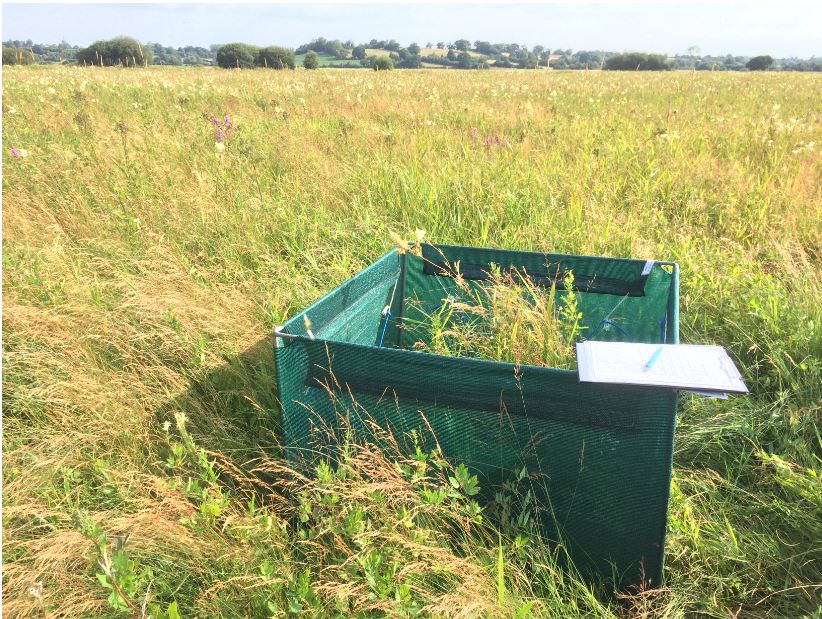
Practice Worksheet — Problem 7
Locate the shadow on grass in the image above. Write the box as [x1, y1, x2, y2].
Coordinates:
[157, 335, 282, 461]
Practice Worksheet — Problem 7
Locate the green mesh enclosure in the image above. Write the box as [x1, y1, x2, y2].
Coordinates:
[275, 244, 679, 588]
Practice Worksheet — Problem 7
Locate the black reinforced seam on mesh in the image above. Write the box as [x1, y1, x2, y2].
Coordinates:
[421, 243, 651, 297]
[303, 370, 651, 432]
[296, 338, 675, 432]
[424, 259, 650, 297]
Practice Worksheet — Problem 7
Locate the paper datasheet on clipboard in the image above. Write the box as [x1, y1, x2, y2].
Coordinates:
[576, 341, 749, 395]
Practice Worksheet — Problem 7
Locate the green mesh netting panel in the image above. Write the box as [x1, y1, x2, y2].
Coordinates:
[275, 244, 679, 588]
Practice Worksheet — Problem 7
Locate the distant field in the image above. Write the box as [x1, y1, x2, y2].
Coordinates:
[420, 47, 486, 58]
[3, 66, 821, 617]
[294, 51, 358, 67]
[364, 47, 391, 57]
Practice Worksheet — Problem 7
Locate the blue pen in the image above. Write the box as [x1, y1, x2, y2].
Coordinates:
[643, 346, 664, 372]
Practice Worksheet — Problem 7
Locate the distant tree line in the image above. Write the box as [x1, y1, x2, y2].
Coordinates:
[2, 37, 215, 66]
[604, 53, 673, 71]
[2, 46, 38, 65]
[4, 37, 821, 72]
[295, 37, 353, 59]
[2, 39, 72, 64]
[150, 44, 215, 66]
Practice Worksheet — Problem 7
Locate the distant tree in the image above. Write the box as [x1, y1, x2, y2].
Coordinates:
[76, 39, 99, 66]
[296, 37, 324, 55]
[77, 40, 106, 65]
[373, 56, 393, 71]
[454, 39, 471, 51]
[352, 45, 366, 60]
[258, 46, 295, 70]
[517, 51, 539, 69]
[2, 46, 37, 65]
[77, 37, 151, 67]
[327, 40, 346, 59]
[295, 38, 347, 59]
[397, 52, 421, 68]
[303, 50, 319, 69]
[474, 41, 499, 55]
[781, 57, 822, 72]
[408, 42, 420, 55]
[457, 51, 475, 69]
[446, 49, 458, 61]
[151, 44, 182, 66]
[604, 52, 673, 71]
[746, 55, 774, 71]
[385, 39, 401, 52]
[436, 42, 445, 49]
[216, 43, 258, 69]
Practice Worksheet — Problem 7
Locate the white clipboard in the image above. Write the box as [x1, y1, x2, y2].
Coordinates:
[576, 341, 748, 395]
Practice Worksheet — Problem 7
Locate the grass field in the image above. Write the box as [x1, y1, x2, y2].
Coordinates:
[3, 66, 821, 617]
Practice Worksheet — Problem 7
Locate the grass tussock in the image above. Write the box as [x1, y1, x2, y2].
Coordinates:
[3, 66, 822, 616]
[410, 264, 583, 369]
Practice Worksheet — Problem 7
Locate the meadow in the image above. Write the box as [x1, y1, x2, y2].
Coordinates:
[2, 65, 821, 617]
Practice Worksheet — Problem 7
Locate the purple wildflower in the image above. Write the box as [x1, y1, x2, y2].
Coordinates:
[480, 133, 506, 149]
[209, 114, 234, 146]
[11, 146, 20, 159]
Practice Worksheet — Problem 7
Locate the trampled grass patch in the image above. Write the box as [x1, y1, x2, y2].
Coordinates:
[2, 66, 821, 617]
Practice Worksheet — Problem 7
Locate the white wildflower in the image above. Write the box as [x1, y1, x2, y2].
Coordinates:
[28, 582, 43, 600]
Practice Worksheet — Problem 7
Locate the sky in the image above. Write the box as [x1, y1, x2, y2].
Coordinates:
[2, 1, 820, 58]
